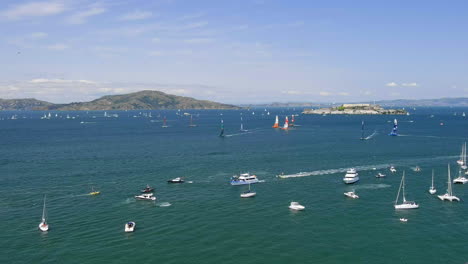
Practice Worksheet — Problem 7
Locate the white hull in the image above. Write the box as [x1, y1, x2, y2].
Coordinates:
[453, 177, 468, 184]
[429, 188, 436, 194]
[38, 222, 49, 232]
[289, 202, 305, 210]
[344, 192, 359, 199]
[135, 193, 156, 201]
[343, 176, 359, 184]
[394, 203, 419, 209]
[125, 222, 136, 232]
[438, 194, 460, 201]
[240, 192, 256, 198]
[231, 179, 259, 185]
[399, 218, 408, 222]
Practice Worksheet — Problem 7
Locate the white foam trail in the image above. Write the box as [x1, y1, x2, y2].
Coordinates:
[365, 130, 378, 140]
[278, 155, 458, 179]
[158, 202, 172, 207]
[353, 184, 391, 190]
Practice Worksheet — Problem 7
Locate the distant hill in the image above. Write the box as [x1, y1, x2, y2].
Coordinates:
[0, 98, 54, 110]
[1, 90, 240, 111]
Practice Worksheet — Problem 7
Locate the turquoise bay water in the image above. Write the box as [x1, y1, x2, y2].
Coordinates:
[1, 108, 468, 263]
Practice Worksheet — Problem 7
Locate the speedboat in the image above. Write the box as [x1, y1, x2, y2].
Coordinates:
[289, 202, 305, 210]
[167, 177, 185, 183]
[344, 191, 359, 199]
[414, 166, 421, 172]
[125, 222, 136, 232]
[134, 193, 156, 201]
[399, 218, 408, 222]
[231, 173, 260, 185]
[376, 173, 386, 178]
[343, 168, 359, 184]
[390, 166, 397, 173]
[89, 187, 100, 196]
[141, 185, 155, 193]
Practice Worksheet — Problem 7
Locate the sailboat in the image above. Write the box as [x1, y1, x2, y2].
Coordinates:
[189, 115, 197, 127]
[389, 119, 398, 136]
[394, 171, 419, 209]
[453, 167, 468, 184]
[38, 195, 49, 232]
[272, 115, 279, 128]
[281, 116, 289, 130]
[438, 164, 460, 201]
[289, 115, 295, 127]
[240, 117, 248, 132]
[456, 142, 466, 168]
[360, 121, 366, 140]
[219, 119, 225, 137]
[429, 169, 437, 194]
[240, 183, 256, 198]
[161, 116, 168, 128]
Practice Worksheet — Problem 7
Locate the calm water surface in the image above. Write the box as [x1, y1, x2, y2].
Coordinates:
[1, 108, 467, 264]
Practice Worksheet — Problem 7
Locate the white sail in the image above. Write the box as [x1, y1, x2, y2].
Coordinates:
[283, 116, 289, 129]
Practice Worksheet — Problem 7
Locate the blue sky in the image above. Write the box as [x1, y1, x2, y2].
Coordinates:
[1, 0, 468, 103]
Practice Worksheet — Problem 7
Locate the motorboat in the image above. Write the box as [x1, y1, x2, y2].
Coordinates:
[399, 218, 408, 222]
[414, 166, 421, 172]
[438, 164, 460, 202]
[390, 166, 397, 173]
[288, 202, 305, 211]
[343, 168, 359, 184]
[344, 191, 359, 199]
[89, 186, 100, 196]
[231, 173, 260, 185]
[125, 222, 136, 232]
[38, 195, 49, 232]
[376, 173, 386, 178]
[167, 177, 185, 183]
[141, 185, 155, 193]
[394, 171, 419, 209]
[240, 184, 256, 198]
[135, 193, 156, 201]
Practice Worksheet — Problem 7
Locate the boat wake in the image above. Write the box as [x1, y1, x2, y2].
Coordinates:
[364, 130, 378, 140]
[278, 155, 458, 179]
[158, 202, 172, 207]
[353, 184, 391, 190]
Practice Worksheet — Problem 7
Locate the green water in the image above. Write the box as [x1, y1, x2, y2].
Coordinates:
[1, 108, 467, 263]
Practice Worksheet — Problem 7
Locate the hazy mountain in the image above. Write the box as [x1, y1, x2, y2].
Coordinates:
[1, 90, 240, 111]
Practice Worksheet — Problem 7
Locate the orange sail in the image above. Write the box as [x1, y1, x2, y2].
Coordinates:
[272, 115, 279, 128]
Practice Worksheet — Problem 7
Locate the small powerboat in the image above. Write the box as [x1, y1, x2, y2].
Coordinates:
[125, 222, 136, 232]
[390, 166, 397, 173]
[344, 191, 359, 199]
[288, 202, 305, 211]
[141, 185, 155, 193]
[167, 177, 184, 183]
[89, 187, 100, 196]
[135, 193, 156, 201]
[414, 166, 421, 172]
[376, 173, 386, 178]
[399, 218, 408, 222]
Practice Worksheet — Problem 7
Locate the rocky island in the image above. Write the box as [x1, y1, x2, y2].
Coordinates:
[302, 104, 407, 115]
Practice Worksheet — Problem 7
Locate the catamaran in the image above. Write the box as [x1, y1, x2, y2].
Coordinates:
[389, 119, 398, 136]
[272, 115, 279, 128]
[38, 195, 49, 232]
[219, 119, 225, 137]
[231, 173, 259, 185]
[429, 169, 437, 194]
[456, 142, 467, 169]
[162, 116, 168, 128]
[438, 164, 460, 201]
[281, 116, 289, 130]
[240, 117, 248, 132]
[453, 167, 468, 184]
[394, 171, 419, 209]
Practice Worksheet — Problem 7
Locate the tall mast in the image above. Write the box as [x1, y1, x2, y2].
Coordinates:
[361, 121, 364, 139]
[42, 195, 47, 222]
[447, 164, 452, 195]
[395, 171, 404, 205]
[431, 169, 434, 188]
[402, 171, 406, 203]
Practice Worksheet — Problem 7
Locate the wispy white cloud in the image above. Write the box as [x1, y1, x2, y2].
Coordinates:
[151, 37, 161, 43]
[402, 82, 418, 87]
[119, 10, 153, 21]
[184, 38, 214, 44]
[46, 43, 69, 50]
[386, 82, 398, 87]
[281, 90, 302, 95]
[29, 78, 97, 84]
[184, 21, 208, 30]
[148, 50, 163, 56]
[67, 5, 106, 24]
[30, 32, 48, 38]
[319, 91, 332, 96]
[0, 1, 66, 20]
[338, 92, 350, 96]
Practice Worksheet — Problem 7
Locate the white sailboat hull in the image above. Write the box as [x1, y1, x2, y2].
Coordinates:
[438, 194, 460, 201]
[429, 188, 436, 194]
[453, 177, 468, 184]
[240, 192, 256, 198]
[38, 222, 49, 232]
[394, 203, 419, 209]
[125, 222, 136, 232]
